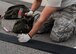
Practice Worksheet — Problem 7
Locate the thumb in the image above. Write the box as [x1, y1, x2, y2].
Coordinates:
[25, 13, 28, 16]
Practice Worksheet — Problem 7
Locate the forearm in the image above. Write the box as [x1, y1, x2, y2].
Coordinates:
[28, 6, 57, 37]
[30, 0, 42, 12]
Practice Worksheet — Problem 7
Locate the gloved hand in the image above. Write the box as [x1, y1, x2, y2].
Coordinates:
[25, 10, 34, 16]
[18, 34, 31, 42]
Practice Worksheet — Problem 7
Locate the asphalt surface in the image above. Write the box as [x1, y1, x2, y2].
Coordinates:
[0, 0, 76, 54]
[0, 1, 52, 54]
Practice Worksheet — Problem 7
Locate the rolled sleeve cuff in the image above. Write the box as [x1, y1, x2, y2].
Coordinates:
[46, 0, 62, 7]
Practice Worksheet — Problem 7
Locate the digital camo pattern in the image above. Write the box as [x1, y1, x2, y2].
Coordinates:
[34, 4, 76, 42]
[50, 4, 76, 42]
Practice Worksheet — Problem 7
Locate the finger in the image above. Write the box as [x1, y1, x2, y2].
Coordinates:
[18, 37, 24, 42]
[25, 13, 27, 15]
[17, 34, 22, 38]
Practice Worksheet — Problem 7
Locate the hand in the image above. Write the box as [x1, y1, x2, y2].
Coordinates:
[18, 34, 31, 42]
[25, 10, 34, 16]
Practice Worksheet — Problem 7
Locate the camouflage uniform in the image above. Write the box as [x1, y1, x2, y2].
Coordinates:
[35, 0, 76, 42]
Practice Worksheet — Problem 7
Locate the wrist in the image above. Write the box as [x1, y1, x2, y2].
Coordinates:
[30, 9, 35, 13]
[28, 33, 32, 38]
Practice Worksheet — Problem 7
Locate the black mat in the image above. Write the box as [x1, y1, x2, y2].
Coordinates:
[0, 33, 76, 54]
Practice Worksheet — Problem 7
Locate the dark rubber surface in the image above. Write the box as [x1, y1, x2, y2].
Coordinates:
[0, 33, 76, 54]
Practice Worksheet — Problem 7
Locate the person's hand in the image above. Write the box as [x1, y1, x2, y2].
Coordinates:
[25, 10, 34, 16]
[18, 34, 31, 42]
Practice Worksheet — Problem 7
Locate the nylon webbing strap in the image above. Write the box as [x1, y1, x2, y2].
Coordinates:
[0, 33, 76, 54]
